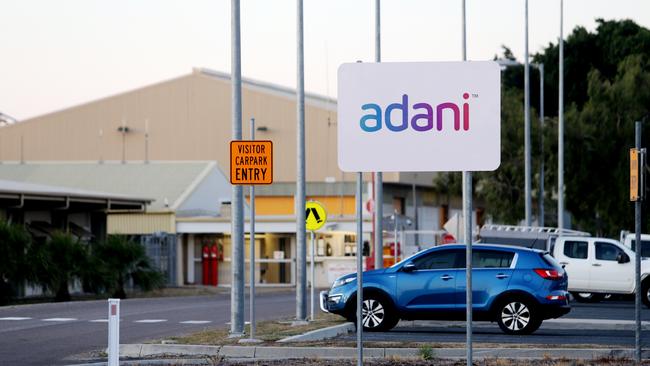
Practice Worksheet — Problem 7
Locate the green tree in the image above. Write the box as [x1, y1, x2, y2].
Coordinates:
[32, 231, 88, 302]
[437, 19, 650, 236]
[89, 235, 164, 299]
[0, 221, 33, 304]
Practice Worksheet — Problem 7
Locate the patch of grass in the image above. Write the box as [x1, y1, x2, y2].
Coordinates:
[171, 312, 345, 345]
[418, 345, 435, 361]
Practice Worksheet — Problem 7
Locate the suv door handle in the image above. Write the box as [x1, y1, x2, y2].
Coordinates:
[441, 275, 454, 281]
[496, 273, 509, 279]
[559, 262, 569, 265]
[592, 263, 602, 267]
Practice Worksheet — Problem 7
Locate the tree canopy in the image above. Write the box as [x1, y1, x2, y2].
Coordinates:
[436, 19, 650, 237]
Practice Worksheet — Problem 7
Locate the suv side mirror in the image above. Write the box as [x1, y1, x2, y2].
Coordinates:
[617, 252, 630, 264]
[402, 263, 417, 273]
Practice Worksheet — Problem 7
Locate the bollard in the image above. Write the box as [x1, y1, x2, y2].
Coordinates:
[108, 298, 120, 366]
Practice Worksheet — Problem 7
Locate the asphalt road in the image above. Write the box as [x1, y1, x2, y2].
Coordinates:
[338, 300, 650, 347]
[0, 291, 296, 366]
[3, 296, 650, 366]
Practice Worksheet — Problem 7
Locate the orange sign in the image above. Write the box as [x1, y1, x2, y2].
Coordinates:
[631, 148, 639, 201]
[230, 140, 273, 185]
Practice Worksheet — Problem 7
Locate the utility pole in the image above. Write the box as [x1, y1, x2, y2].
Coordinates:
[295, 0, 307, 322]
[229, 0, 245, 337]
[538, 63, 545, 227]
[461, 1, 473, 365]
[558, 0, 565, 229]
[524, 0, 532, 226]
[373, 0, 384, 270]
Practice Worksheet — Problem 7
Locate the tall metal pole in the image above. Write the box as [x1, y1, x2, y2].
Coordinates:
[295, 0, 307, 322]
[356, 172, 363, 366]
[461, 1, 473, 365]
[558, 0, 565, 229]
[249, 118, 257, 340]
[373, 0, 384, 270]
[310, 230, 315, 321]
[230, 0, 245, 337]
[524, 0, 532, 226]
[538, 63, 545, 227]
[634, 121, 645, 363]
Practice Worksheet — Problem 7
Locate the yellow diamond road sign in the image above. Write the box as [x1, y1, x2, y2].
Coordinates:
[305, 201, 327, 231]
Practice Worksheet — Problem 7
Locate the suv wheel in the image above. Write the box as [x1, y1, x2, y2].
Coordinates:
[496, 298, 542, 335]
[642, 281, 650, 309]
[355, 293, 398, 332]
[570, 292, 604, 303]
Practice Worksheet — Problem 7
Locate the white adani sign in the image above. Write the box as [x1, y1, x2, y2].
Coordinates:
[337, 61, 501, 172]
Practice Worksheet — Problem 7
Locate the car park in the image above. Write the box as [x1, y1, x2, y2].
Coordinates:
[321, 244, 570, 335]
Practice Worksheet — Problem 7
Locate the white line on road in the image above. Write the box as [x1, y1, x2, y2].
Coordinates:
[0, 317, 32, 321]
[89, 319, 109, 323]
[134, 319, 168, 323]
[42, 318, 77, 322]
[179, 320, 212, 324]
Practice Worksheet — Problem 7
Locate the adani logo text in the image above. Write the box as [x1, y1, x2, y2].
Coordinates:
[359, 93, 472, 132]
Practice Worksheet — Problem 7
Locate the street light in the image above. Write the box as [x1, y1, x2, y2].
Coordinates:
[496, 59, 545, 226]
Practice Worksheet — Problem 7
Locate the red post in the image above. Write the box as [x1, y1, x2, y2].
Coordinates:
[210, 244, 219, 286]
[202, 245, 210, 285]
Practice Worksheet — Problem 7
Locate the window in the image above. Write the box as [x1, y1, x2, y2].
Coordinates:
[412, 249, 461, 270]
[629, 240, 650, 258]
[564, 241, 588, 259]
[472, 250, 515, 268]
[595, 242, 622, 261]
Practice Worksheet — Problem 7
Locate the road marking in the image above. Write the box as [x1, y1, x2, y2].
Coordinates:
[0, 317, 32, 321]
[42, 318, 77, 322]
[135, 319, 167, 323]
[180, 320, 212, 324]
[225, 321, 251, 325]
[89, 319, 109, 323]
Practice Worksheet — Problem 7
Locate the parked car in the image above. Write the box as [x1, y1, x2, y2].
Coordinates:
[551, 235, 650, 306]
[321, 244, 570, 335]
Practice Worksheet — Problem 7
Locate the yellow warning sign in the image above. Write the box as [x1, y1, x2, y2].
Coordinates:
[305, 201, 327, 231]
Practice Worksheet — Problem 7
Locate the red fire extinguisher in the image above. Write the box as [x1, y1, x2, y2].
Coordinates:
[210, 244, 219, 286]
[202, 245, 210, 285]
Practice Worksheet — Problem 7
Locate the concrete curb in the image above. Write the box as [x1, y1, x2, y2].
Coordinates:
[277, 322, 355, 343]
[116, 343, 650, 360]
[397, 318, 650, 331]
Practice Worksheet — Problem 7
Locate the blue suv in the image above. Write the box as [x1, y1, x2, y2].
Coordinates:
[321, 244, 570, 335]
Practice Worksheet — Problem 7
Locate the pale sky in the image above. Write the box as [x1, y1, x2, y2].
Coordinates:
[1, 0, 648, 120]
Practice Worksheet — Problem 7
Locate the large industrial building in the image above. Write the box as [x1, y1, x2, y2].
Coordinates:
[0, 68, 480, 288]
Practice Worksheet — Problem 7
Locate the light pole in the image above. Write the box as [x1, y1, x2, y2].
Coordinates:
[497, 59, 544, 226]
[558, 0, 565, 229]
[373, 0, 384, 270]
[524, 0, 532, 226]
[538, 63, 545, 227]
[295, 0, 307, 322]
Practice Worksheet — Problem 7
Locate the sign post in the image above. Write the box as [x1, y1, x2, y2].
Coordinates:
[230, 131, 272, 343]
[306, 201, 327, 321]
[107, 298, 120, 366]
[337, 61, 501, 366]
[631, 121, 645, 363]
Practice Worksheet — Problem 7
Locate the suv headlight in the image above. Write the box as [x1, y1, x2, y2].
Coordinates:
[332, 276, 355, 288]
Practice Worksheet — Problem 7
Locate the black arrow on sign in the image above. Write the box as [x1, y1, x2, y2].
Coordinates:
[305, 207, 323, 223]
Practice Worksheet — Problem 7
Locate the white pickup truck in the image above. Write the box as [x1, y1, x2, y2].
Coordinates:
[551, 236, 650, 306]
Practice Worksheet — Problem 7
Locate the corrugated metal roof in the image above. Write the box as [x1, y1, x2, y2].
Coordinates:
[0, 178, 152, 203]
[0, 161, 218, 211]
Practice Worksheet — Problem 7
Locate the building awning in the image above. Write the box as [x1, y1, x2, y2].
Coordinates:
[0, 179, 152, 212]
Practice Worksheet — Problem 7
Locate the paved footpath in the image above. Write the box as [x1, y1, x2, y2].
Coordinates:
[0, 291, 295, 366]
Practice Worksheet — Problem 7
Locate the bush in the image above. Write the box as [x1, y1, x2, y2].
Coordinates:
[88, 235, 164, 299]
[31, 231, 88, 302]
[0, 221, 33, 304]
